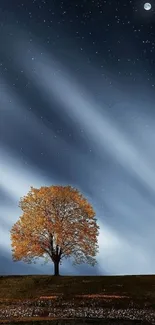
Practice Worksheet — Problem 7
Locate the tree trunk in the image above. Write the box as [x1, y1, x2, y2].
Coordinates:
[54, 260, 60, 276]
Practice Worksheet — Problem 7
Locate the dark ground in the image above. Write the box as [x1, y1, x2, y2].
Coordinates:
[0, 275, 155, 324]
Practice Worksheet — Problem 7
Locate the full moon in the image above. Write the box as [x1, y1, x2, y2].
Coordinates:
[144, 2, 151, 10]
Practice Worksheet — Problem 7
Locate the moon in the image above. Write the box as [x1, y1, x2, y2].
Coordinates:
[144, 2, 152, 10]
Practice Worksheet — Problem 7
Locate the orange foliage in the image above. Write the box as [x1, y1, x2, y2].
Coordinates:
[10, 185, 100, 269]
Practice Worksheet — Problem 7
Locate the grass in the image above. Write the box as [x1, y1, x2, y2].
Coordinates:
[0, 275, 155, 324]
[0, 274, 155, 300]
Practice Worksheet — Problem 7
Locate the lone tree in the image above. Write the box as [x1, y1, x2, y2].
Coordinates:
[10, 185, 100, 276]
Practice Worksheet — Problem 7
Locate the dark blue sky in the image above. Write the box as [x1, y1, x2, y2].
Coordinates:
[0, 0, 155, 275]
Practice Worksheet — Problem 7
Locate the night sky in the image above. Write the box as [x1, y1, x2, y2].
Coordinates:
[0, 0, 155, 275]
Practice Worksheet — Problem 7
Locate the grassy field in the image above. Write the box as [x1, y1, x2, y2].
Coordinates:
[0, 275, 155, 324]
[0, 274, 155, 301]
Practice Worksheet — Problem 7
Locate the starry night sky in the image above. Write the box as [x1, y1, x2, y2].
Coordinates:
[0, 0, 155, 275]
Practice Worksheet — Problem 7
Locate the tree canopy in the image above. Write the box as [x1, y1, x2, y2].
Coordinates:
[10, 185, 100, 275]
